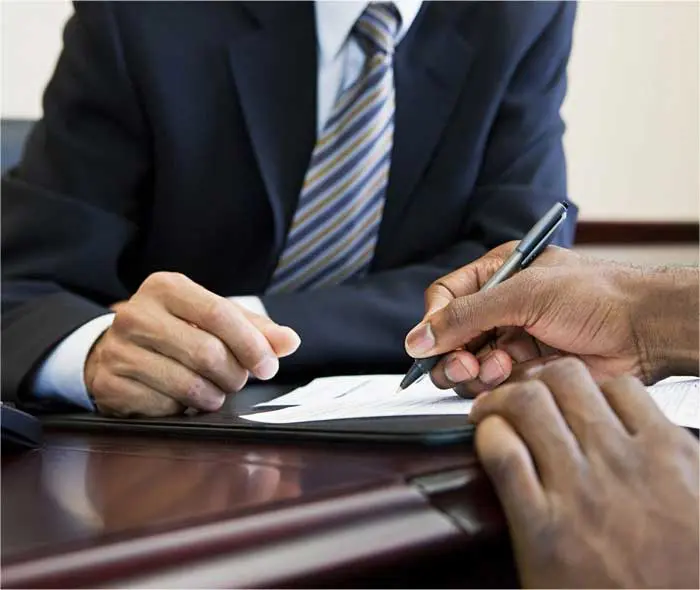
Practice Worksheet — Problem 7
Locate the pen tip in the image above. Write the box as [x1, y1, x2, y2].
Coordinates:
[394, 386, 403, 394]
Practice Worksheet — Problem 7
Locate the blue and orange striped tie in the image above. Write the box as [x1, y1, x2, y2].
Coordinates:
[267, 3, 401, 294]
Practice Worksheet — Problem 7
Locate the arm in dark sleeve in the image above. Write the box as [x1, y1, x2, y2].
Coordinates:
[263, 2, 578, 377]
[1, 3, 147, 401]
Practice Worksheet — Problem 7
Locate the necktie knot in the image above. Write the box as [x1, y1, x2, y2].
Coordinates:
[354, 2, 402, 57]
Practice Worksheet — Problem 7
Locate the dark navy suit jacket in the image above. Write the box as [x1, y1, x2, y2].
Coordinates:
[2, 1, 577, 401]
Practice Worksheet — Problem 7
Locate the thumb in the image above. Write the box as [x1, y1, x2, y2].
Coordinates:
[423, 246, 514, 317]
[405, 275, 537, 358]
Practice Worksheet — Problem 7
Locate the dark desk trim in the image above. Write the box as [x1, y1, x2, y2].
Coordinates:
[2, 483, 462, 588]
[575, 221, 699, 244]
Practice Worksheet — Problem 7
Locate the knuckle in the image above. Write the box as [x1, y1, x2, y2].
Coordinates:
[98, 341, 119, 365]
[90, 369, 118, 398]
[485, 444, 524, 480]
[510, 380, 550, 413]
[141, 271, 186, 294]
[542, 356, 587, 379]
[201, 298, 230, 328]
[232, 332, 270, 367]
[97, 335, 131, 368]
[191, 337, 228, 375]
[111, 306, 141, 336]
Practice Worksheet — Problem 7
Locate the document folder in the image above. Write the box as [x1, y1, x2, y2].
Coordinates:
[39, 383, 475, 445]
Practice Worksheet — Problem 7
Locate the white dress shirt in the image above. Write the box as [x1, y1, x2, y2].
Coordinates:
[33, 0, 422, 410]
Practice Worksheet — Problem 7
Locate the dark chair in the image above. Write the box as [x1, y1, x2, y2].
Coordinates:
[1, 119, 34, 175]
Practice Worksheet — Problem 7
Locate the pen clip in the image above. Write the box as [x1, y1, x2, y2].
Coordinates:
[520, 213, 566, 268]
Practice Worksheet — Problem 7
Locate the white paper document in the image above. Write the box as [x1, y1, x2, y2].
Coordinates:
[241, 374, 473, 424]
[241, 374, 700, 428]
[648, 377, 700, 430]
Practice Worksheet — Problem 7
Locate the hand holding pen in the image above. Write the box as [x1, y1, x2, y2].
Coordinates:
[400, 201, 570, 393]
[403, 201, 667, 397]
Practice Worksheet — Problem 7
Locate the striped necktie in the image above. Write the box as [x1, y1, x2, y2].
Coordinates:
[267, 3, 401, 294]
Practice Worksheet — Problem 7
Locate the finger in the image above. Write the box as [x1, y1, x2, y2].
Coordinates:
[116, 308, 250, 392]
[453, 354, 562, 399]
[114, 300, 285, 385]
[407, 245, 577, 359]
[599, 375, 669, 434]
[91, 374, 185, 417]
[106, 339, 227, 412]
[246, 313, 301, 358]
[451, 349, 513, 399]
[477, 348, 512, 387]
[505, 355, 562, 382]
[423, 243, 517, 316]
[535, 358, 627, 448]
[492, 329, 543, 363]
[142, 273, 279, 379]
[469, 379, 583, 486]
[405, 273, 536, 358]
[430, 350, 480, 389]
[446, 330, 545, 397]
[475, 415, 547, 527]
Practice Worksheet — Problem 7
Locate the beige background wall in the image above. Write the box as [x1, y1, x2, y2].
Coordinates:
[562, 1, 698, 222]
[2, 0, 699, 223]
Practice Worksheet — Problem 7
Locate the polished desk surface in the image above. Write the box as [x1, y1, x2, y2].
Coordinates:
[2, 427, 517, 588]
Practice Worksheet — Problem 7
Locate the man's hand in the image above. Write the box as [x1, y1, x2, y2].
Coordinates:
[84, 272, 300, 416]
[405, 243, 698, 397]
[469, 358, 699, 589]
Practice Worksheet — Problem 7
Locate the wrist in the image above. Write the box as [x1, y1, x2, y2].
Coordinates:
[631, 266, 699, 382]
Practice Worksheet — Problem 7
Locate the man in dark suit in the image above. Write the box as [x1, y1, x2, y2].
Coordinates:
[2, 1, 577, 416]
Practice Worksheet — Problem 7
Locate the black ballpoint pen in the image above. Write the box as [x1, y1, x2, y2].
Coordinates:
[398, 200, 570, 392]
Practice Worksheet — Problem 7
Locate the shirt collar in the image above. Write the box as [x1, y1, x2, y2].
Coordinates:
[314, 1, 423, 64]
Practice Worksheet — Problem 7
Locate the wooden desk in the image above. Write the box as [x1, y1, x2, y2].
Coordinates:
[2, 428, 517, 588]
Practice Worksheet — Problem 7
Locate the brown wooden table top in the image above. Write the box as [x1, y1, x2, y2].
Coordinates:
[2, 415, 516, 588]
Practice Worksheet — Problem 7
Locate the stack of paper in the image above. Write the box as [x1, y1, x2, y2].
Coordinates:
[241, 374, 700, 429]
[648, 377, 699, 430]
[241, 375, 473, 424]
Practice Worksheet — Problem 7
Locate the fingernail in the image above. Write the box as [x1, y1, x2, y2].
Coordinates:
[479, 354, 506, 385]
[444, 356, 475, 383]
[254, 356, 279, 381]
[405, 323, 436, 356]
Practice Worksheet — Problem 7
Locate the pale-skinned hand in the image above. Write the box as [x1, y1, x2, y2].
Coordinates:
[85, 272, 300, 416]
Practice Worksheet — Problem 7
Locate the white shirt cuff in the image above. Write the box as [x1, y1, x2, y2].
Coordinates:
[32, 314, 116, 411]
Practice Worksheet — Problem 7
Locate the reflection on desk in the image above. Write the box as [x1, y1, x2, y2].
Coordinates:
[44, 445, 300, 534]
[2, 431, 515, 588]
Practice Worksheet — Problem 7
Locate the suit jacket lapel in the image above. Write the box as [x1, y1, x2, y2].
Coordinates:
[378, 2, 476, 253]
[227, 2, 317, 252]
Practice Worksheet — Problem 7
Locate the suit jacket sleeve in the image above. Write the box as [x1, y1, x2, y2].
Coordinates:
[263, 3, 578, 378]
[1, 3, 146, 401]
